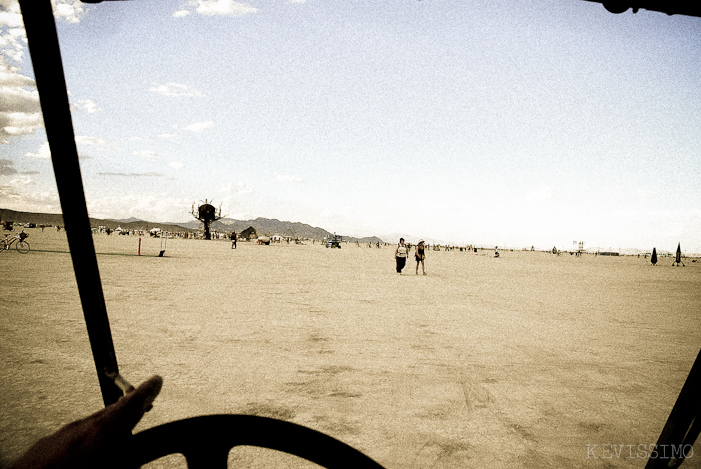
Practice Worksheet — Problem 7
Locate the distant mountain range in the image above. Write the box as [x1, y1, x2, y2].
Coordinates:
[176, 217, 385, 243]
[0, 208, 384, 243]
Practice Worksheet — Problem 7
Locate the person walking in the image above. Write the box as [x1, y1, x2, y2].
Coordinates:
[394, 238, 408, 274]
[415, 239, 426, 275]
[230, 231, 237, 249]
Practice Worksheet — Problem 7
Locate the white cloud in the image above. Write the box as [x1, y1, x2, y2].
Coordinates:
[0, 171, 62, 214]
[0, 20, 26, 66]
[0, 0, 91, 143]
[25, 142, 51, 159]
[179, 0, 258, 17]
[183, 121, 214, 132]
[169, 161, 184, 170]
[97, 171, 164, 177]
[275, 173, 304, 183]
[132, 150, 159, 160]
[2, 113, 42, 137]
[24, 139, 102, 160]
[0, 73, 42, 142]
[0, 70, 35, 89]
[221, 182, 254, 195]
[158, 133, 178, 139]
[76, 135, 114, 147]
[149, 82, 205, 97]
[0, 184, 20, 202]
[173, 9, 190, 18]
[0, 183, 59, 213]
[0, 4, 23, 29]
[72, 98, 100, 113]
[52, 0, 87, 24]
[9, 174, 33, 185]
[87, 192, 193, 222]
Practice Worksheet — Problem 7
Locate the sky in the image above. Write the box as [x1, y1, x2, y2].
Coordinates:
[1, 0, 700, 252]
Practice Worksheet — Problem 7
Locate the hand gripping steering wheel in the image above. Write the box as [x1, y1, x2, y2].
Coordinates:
[129, 414, 386, 468]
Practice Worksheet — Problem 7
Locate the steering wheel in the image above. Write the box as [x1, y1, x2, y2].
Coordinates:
[129, 414, 386, 468]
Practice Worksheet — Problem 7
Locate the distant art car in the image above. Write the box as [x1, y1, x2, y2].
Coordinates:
[326, 234, 342, 248]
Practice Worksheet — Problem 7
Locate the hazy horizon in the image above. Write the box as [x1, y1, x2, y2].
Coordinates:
[1, 0, 700, 252]
[2, 206, 696, 254]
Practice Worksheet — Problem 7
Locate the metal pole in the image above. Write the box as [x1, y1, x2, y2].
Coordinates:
[19, 0, 122, 406]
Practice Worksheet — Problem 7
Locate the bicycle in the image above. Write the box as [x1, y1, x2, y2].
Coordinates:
[1, 231, 30, 254]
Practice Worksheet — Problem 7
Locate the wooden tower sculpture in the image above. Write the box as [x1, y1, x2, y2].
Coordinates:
[192, 200, 223, 240]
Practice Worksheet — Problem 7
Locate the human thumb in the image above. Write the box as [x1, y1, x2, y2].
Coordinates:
[109, 375, 163, 431]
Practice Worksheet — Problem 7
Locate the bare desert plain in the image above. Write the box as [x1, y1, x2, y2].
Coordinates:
[0, 228, 699, 468]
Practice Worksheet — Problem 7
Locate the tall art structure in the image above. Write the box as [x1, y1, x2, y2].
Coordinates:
[672, 243, 685, 267]
[192, 200, 223, 240]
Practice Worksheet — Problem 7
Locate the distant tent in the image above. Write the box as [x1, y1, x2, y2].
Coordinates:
[240, 226, 257, 240]
[651, 247, 657, 265]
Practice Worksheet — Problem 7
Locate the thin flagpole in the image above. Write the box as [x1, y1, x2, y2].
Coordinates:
[19, 0, 122, 407]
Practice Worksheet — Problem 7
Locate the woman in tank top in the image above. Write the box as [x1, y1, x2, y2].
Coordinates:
[415, 239, 426, 275]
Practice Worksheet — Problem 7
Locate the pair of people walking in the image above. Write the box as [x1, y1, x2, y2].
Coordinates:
[394, 238, 426, 275]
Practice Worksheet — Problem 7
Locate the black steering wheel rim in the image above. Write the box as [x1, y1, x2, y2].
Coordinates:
[129, 414, 385, 468]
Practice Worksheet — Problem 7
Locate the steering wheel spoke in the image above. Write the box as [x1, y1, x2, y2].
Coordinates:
[183, 448, 230, 469]
[129, 414, 385, 468]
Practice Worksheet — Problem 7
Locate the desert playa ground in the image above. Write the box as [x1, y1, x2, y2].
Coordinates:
[0, 229, 699, 468]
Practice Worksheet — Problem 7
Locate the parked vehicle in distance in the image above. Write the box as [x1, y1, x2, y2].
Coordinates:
[326, 234, 342, 248]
